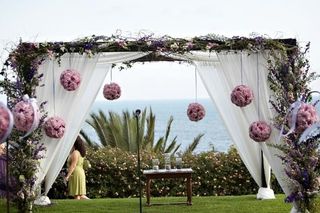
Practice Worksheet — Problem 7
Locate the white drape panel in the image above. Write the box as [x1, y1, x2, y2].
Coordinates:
[35, 52, 149, 194]
[168, 51, 275, 197]
[194, 60, 264, 187]
[215, 52, 272, 186]
[219, 52, 292, 197]
[194, 51, 297, 200]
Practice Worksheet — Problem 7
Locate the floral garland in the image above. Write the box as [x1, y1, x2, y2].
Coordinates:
[0, 34, 311, 212]
[268, 43, 320, 212]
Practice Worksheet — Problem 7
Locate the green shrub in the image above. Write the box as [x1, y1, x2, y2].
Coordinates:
[49, 146, 282, 198]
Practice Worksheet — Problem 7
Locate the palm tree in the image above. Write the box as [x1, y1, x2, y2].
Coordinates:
[81, 108, 203, 155]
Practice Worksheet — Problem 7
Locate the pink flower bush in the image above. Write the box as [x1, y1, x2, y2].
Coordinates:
[231, 85, 254, 107]
[12, 100, 38, 132]
[103, 83, 121, 100]
[249, 121, 272, 142]
[0, 105, 12, 142]
[60, 69, 81, 91]
[289, 103, 318, 133]
[44, 116, 66, 139]
[187, 103, 206, 122]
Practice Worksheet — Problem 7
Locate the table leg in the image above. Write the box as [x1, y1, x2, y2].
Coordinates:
[187, 176, 192, 205]
[146, 177, 151, 206]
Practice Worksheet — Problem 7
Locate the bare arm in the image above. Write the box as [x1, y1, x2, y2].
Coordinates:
[66, 150, 79, 181]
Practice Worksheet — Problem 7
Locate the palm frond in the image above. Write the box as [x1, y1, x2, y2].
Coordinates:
[171, 144, 181, 156]
[184, 133, 204, 154]
[144, 108, 155, 150]
[164, 136, 178, 153]
[163, 116, 174, 152]
[86, 111, 109, 146]
[122, 111, 132, 151]
[107, 111, 123, 148]
[79, 129, 100, 149]
[153, 137, 164, 153]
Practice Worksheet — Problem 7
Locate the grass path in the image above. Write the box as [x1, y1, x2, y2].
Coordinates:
[1, 194, 292, 213]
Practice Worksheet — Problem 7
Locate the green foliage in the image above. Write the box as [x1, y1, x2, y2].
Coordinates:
[81, 108, 199, 155]
[49, 146, 282, 199]
[268, 43, 319, 125]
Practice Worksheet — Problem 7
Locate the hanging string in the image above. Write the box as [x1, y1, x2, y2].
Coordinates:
[69, 53, 72, 69]
[256, 53, 260, 119]
[110, 69, 113, 82]
[194, 67, 198, 103]
[52, 62, 56, 115]
[240, 53, 243, 85]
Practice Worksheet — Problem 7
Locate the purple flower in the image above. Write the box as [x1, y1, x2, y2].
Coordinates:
[84, 43, 93, 50]
[230, 85, 254, 107]
[60, 69, 81, 91]
[184, 42, 194, 50]
[254, 36, 264, 45]
[285, 193, 297, 203]
[187, 103, 206, 122]
[302, 169, 310, 188]
[249, 121, 272, 142]
[103, 83, 121, 100]
[12, 100, 39, 132]
[0, 105, 12, 142]
[44, 116, 66, 138]
[309, 156, 318, 169]
[151, 40, 165, 49]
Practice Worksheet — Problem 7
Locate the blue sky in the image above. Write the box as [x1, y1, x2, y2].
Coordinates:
[0, 0, 320, 101]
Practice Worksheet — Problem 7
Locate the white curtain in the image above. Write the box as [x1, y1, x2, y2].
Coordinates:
[214, 52, 292, 197]
[186, 51, 275, 199]
[35, 52, 149, 194]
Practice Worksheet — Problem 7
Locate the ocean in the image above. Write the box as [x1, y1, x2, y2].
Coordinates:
[81, 99, 232, 153]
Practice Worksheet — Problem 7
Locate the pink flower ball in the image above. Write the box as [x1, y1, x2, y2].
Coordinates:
[103, 83, 121, 100]
[231, 85, 254, 107]
[44, 116, 66, 139]
[60, 69, 81, 91]
[187, 103, 206, 122]
[0, 106, 11, 141]
[249, 121, 272, 142]
[289, 103, 318, 133]
[12, 101, 38, 132]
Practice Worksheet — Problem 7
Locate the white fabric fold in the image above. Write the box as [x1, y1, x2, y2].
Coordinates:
[177, 51, 294, 200]
[256, 187, 275, 200]
[35, 52, 149, 195]
[194, 59, 265, 187]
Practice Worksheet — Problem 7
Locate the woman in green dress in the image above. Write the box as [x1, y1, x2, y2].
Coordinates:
[65, 136, 89, 199]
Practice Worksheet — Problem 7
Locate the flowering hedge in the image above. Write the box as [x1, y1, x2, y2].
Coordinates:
[48, 147, 282, 199]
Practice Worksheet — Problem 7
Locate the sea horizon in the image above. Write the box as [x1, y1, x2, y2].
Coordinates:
[81, 98, 233, 153]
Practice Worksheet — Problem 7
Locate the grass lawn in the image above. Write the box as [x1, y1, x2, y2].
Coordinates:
[0, 194, 292, 213]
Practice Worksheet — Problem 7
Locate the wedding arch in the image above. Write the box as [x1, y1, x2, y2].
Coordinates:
[1, 34, 317, 212]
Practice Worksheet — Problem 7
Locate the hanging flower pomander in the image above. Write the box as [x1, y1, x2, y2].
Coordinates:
[231, 85, 254, 107]
[60, 69, 81, 91]
[12, 97, 40, 132]
[187, 103, 206, 122]
[103, 83, 121, 100]
[288, 103, 318, 134]
[0, 103, 13, 143]
[249, 121, 272, 142]
[44, 116, 66, 139]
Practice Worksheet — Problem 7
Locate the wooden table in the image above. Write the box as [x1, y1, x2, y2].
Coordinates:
[143, 168, 193, 206]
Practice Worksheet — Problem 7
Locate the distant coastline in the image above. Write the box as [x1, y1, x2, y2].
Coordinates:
[82, 98, 233, 153]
